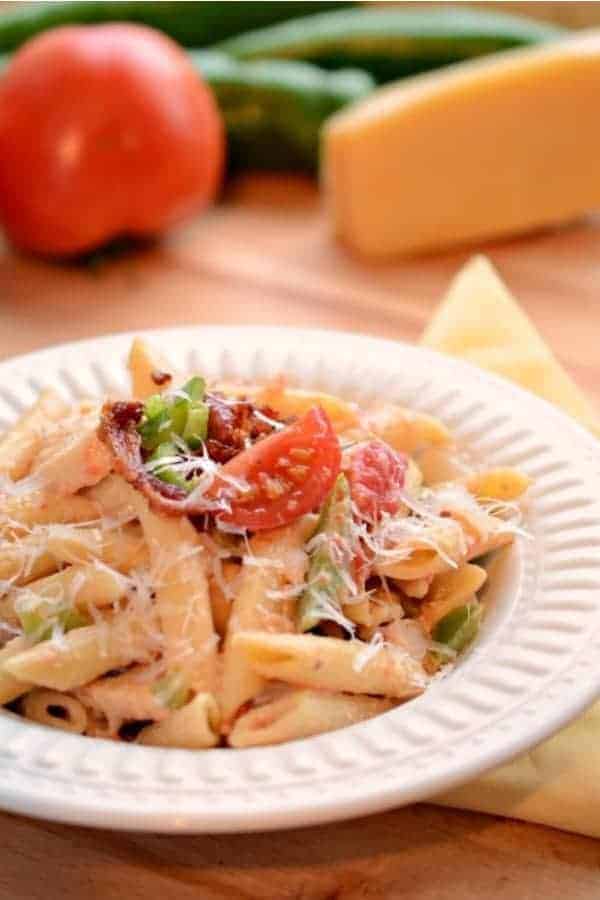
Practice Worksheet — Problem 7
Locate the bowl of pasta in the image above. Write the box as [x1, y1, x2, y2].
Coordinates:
[0, 325, 599, 833]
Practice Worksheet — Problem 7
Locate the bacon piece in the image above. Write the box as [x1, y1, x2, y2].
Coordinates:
[98, 396, 283, 518]
[98, 402, 193, 516]
[206, 394, 280, 463]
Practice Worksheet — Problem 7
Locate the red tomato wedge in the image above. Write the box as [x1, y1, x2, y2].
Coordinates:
[213, 407, 341, 531]
[344, 440, 408, 522]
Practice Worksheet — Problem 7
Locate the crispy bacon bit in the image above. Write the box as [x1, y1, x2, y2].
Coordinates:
[151, 369, 172, 387]
[110, 401, 144, 430]
[98, 401, 192, 516]
[97, 394, 286, 518]
[205, 394, 283, 464]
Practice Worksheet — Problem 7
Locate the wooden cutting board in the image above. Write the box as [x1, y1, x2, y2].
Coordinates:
[1, 174, 600, 899]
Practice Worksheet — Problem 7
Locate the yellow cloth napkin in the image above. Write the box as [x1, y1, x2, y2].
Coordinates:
[420, 255, 600, 838]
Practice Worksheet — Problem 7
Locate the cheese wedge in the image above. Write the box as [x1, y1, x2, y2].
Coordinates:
[421, 256, 600, 437]
[325, 32, 600, 257]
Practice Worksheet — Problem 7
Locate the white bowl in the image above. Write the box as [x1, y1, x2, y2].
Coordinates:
[0, 326, 599, 833]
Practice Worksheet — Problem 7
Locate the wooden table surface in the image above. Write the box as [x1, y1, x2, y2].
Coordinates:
[1, 175, 600, 899]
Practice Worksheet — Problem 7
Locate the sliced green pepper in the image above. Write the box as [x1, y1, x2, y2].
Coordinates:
[424, 602, 482, 674]
[152, 671, 191, 710]
[432, 601, 482, 652]
[137, 375, 209, 453]
[183, 404, 209, 450]
[19, 603, 90, 644]
[297, 473, 353, 632]
[148, 441, 191, 491]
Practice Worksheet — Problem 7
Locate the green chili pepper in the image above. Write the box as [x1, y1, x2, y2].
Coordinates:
[0, 2, 355, 53]
[297, 473, 353, 632]
[217, 7, 563, 85]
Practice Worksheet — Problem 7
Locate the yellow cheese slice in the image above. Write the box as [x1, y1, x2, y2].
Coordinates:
[324, 32, 600, 257]
[421, 255, 600, 437]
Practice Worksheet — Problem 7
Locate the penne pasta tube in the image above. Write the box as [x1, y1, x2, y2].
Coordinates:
[3, 620, 151, 691]
[229, 689, 396, 748]
[343, 598, 371, 626]
[209, 560, 240, 638]
[30, 421, 112, 496]
[137, 692, 220, 749]
[220, 517, 313, 729]
[0, 389, 69, 481]
[76, 666, 171, 729]
[377, 548, 450, 582]
[43, 524, 105, 564]
[99, 524, 149, 573]
[214, 382, 360, 433]
[128, 337, 172, 400]
[364, 404, 451, 454]
[11, 562, 127, 613]
[0, 540, 58, 589]
[85, 474, 140, 521]
[254, 386, 360, 433]
[234, 632, 427, 699]
[134, 493, 217, 694]
[0, 635, 34, 704]
[466, 467, 531, 502]
[22, 689, 88, 734]
[419, 564, 487, 634]
[1, 493, 101, 535]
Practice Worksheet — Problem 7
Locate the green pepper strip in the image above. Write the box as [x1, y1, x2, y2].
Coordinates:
[297, 473, 353, 632]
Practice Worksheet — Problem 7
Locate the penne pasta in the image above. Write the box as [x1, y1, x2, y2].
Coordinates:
[85, 474, 140, 522]
[99, 524, 149, 573]
[133, 492, 217, 694]
[137, 692, 220, 748]
[364, 404, 451, 454]
[209, 560, 240, 638]
[220, 517, 313, 729]
[1, 492, 101, 535]
[76, 666, 171, 732]
[215, 382, 360, 433]
[22, 688, 88, 734]
[229, 689, 396, 748]
[10, 562, 127, 614]
[419, 564, 487, 633]
[466, 467, 531, 502]
[3, 620, 152, 692]
[0, 635, 34, 704]
[128, 337, 173, 400]
[0, 539, 58, 589]
[30, 418, 112, 497]
[234, 631, 427, 699]
[0, 389, 69, 481]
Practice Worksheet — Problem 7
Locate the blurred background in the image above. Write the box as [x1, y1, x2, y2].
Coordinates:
[0, 0, 598, 397]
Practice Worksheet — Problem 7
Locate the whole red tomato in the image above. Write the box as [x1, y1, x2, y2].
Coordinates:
[0, 24, 224, 256]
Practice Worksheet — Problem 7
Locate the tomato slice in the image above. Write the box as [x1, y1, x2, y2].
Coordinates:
[344, 440, 408, 522]
[212, 407, 341, 531]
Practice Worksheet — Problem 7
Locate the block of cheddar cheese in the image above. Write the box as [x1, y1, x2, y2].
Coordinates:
[324, 32, 600, 257]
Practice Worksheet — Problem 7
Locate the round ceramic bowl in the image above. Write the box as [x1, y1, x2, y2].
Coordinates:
[0, 326, 599, 833]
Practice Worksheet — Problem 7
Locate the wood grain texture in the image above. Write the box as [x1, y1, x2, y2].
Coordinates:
[1, 174, 600, 898]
